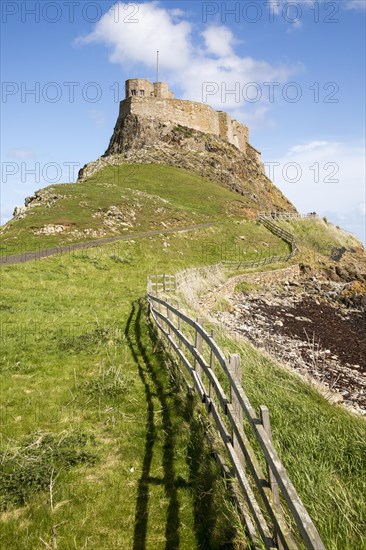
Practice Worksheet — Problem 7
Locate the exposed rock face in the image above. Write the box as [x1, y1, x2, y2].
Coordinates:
[12, 206, 27, 220]
[9, 189, 64, 223]
[78, 115, 295, 213]
[34, 224, 66, 235]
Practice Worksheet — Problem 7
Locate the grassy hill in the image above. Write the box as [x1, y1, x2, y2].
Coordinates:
[1, 164, 283, 255]
[1, 164, 365, 549]
[276, 216, 362, 256]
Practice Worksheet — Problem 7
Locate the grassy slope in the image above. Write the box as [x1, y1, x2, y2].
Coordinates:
[1, 164, 269, 254]
[213, 332, 366, 550]
[1, 230, 251, 549]
[277, 217, 362, 257]
[175, 274, 366, 550]
[1, 165, 365, 549]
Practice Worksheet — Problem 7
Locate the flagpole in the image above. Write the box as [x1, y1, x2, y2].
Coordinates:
[156, 50, 159, 83]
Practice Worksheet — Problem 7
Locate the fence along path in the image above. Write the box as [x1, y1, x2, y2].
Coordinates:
[257, 212, 317, 222]
[144, 212, 307, 279]
[147, 274, 325, 550]
[220, 211, 308, 270]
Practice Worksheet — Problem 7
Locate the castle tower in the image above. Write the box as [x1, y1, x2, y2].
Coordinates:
[125, 78, 154, 98]
[125, 78, 174, 99]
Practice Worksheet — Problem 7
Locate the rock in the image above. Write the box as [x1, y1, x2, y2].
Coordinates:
[299, 263, 312, 274]
[25, 195, 36, 207]
[77, 115, 296, 213]
[34, 224, 66, 235]
[335, 266, 350, 281]
[13, 206, 27, 219]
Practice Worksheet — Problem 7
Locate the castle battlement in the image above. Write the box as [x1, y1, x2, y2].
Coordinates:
[125, 78, 174, 99]
[119, 78, 255, 158]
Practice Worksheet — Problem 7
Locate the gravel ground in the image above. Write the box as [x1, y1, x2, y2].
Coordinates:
[259, 299, 366, 373]
[205, 274, 366, 416]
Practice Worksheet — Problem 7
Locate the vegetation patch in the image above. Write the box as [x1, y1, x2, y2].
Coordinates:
[83, 364, 133, 399]
[234, 281, 262, 294]
[58, 323, 123, 353]
[173, 125, 194, 139]
[0, 430, 98, 510]
[211, 295, 234, 313]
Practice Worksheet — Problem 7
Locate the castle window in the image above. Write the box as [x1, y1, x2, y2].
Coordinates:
[131, 89, 137, 96]
[140, 90, 145, 97]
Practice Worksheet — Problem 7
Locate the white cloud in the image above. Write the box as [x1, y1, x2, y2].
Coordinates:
[77, 2, 299, 118]
[265, 140, 366, 242]
[202, 26, 235, 57]
[358, 201, 366, 216]
[288, 141, 337, 154]
[77, 2, 192, 72]
[345, 0, 366, 11]
[286, 19, 303, 33]
[7, 148, 35, 159]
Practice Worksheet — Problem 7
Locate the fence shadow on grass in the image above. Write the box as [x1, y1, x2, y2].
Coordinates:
[125, 298, 237, 550]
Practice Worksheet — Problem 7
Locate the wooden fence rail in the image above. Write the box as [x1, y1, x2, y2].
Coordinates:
[257, 212, 318, 221]
[146, 282, 325, 550]
[220, 211, 298, 270]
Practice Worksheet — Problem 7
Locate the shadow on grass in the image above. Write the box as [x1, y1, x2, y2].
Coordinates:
[125, 298, 237, 550]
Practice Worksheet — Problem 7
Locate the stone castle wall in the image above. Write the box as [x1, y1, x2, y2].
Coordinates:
[118, 96, 250, 155]
[108, 78, 260, 159]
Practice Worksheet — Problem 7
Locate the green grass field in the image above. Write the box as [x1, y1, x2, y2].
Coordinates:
[1, 164, 365, 549]
[1, 231, 251, 549]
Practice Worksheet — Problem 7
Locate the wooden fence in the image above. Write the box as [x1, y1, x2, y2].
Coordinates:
[146, 279, 325, 550]
[257, 212, 318, 221]
[220, 212, 298, 270]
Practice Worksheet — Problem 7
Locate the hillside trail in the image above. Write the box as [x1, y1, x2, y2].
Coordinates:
[0, 222, 219, 265]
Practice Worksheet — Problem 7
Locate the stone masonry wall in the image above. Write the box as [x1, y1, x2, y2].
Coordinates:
[117, 97, 249, 155]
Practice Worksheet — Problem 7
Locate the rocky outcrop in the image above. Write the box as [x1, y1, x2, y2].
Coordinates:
[9, 188, 65, 223]
[78, 115, 296, 213]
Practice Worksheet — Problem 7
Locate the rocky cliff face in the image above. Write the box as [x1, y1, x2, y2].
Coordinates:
[78, 113, 296, 213]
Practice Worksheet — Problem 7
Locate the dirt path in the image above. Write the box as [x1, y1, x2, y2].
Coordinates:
[0, 222, 219, 265]
[198, 265, 300, 313]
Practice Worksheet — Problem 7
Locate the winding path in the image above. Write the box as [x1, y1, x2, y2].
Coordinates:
[0, 222, 219, 265]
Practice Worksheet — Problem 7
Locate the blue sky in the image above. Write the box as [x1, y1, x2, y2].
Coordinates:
[1, 0, 365, 242]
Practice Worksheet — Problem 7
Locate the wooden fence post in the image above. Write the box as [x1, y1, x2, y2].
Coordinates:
[167, 304, 175, 343]
[194, 318, 204, 381]
[228, 354, 244, 466]
[209, 329, 215, 398]
[163, 273, 166, 292]
[166, 300, 171, 335]
[156, 273, 159, 296]
[260, 405, 284, 550]
[177, 305, 181, 349]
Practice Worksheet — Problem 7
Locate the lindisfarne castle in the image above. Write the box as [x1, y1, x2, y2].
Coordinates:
[106, 78, 262, 163]
[77, 77, 292, 213]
